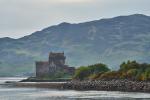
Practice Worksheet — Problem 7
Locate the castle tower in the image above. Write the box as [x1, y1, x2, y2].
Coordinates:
[49, 52, 66, 66]
[36, 52, 75, 78]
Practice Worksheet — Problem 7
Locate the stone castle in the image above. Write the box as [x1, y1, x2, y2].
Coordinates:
[36, 52, 75, 77]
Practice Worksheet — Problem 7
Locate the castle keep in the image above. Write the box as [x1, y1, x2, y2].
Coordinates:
[36, 52, 75, 77]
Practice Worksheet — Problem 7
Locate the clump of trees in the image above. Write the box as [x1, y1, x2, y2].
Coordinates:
[73, 63, 110, 80]
[119, 60, 150, 81]
[74, 61, 150, 81]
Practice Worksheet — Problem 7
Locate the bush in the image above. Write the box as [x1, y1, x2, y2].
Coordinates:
[74, 63, 110, 80]
[88, 72, 105, 80]
[73, 61, 150, 81]
[119, 61, 150, 81]
[99, 71, 122, 80]
[73, 66, 90, 80]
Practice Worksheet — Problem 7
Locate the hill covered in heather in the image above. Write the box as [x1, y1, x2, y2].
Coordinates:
[0, 14, 150, 76]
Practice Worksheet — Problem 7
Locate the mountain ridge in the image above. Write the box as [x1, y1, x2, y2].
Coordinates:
[0, 14, 150, 76]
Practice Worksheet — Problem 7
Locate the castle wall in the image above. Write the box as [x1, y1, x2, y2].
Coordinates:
[36, 61, 49, 77]
[35, 52, 75, 78]
[63, 65, 75, 75]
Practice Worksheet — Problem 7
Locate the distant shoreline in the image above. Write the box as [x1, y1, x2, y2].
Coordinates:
[7, 79, 150, 93]
[11, 82, 65, 89]
[20, 78, 71, 82]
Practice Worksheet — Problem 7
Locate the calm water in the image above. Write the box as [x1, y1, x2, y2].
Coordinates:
[0, 78, 150, 100]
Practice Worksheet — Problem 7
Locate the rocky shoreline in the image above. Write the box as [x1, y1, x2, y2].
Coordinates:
[9, 79, 150, 93]
[63, 79, 150, 92]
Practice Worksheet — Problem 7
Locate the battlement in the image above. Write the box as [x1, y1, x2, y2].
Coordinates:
[49, 52, 66, 59]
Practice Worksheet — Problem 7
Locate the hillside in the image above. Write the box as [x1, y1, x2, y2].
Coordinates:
[0, 14, 150, 76]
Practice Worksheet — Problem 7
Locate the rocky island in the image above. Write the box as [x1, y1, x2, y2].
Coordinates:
[14, 57, 150, 93]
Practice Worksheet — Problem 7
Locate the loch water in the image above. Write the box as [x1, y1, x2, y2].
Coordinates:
[0, 77, 150, 100]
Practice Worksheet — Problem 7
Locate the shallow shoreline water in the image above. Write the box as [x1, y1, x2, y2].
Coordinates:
[1, 77, 150, 100]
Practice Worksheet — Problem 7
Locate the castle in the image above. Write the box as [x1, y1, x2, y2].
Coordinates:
[36, 52, 75, 77]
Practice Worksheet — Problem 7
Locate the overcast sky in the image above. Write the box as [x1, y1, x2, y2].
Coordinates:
[0, 0, 150, 38]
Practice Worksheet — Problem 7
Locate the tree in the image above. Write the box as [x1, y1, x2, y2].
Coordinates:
[74, 63, 110, 80]
[74, 66, 90, 80]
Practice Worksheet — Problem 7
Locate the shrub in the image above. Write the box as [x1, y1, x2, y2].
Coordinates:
[73, 66, 90, 80]
[99, 71, 121, 80]
[74, 63, 110, 80]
